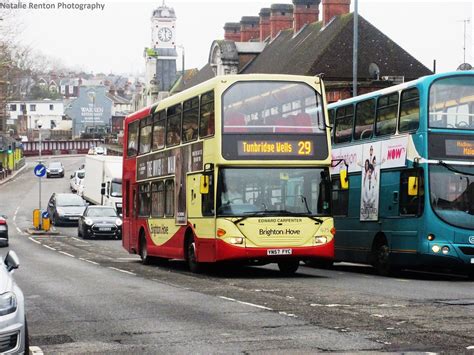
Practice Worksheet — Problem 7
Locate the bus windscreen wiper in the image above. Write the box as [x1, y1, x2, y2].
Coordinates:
[438, 161, 474, 176]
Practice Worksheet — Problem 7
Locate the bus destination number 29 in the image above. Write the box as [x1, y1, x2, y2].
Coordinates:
[237, 140, 313, 157]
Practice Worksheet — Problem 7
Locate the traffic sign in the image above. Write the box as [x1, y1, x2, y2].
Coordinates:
[34, 164, 46, 177]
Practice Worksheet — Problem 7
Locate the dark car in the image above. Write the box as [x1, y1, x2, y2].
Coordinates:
[46, 161, 64, 178]
[47, 193, 87, 226]
[0, 215, 8, 247]
[78, 206, 122, 239]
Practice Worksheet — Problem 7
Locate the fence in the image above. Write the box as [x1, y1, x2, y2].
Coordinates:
[22, 140, 98, 156]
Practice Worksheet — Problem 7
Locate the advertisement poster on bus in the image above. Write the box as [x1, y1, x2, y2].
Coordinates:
[360, 142, 382, 221]
[380, 136, 408, 169]
[331, 145, 363, 174]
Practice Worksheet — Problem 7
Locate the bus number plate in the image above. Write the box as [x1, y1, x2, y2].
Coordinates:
[267, 249, 292, 256]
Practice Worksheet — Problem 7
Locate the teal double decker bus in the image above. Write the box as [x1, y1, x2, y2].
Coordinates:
[328, 71, 474, 278]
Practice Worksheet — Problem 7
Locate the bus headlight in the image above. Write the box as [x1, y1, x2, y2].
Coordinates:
[431, 245, 440, 253]
[441, 246, 450, 255]
[230, 237, 243, 245]
[315, 236, 328, 244]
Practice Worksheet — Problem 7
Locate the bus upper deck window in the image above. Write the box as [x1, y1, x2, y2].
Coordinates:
[399, 88, 420, 132]
[376, 93, 398, 136]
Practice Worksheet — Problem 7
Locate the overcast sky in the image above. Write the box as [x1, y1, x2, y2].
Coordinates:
[12, 0, 474, 76]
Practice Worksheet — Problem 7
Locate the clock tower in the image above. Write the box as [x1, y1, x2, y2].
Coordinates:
[144, 2, 178, 106]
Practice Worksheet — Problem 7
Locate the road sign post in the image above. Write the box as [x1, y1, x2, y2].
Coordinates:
[34, 163, 46, 230]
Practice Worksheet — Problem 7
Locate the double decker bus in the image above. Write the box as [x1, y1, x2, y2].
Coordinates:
[122, 74, 335, 274]
[328, 71, 474, 278]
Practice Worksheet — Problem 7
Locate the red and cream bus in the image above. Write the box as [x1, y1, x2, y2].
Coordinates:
[122, 74, 335, 274]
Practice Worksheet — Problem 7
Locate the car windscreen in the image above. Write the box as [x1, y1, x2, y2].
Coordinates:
[56, 195, 85, 206]
[49, 162, 62, 169]
[86, 208, 117, 217]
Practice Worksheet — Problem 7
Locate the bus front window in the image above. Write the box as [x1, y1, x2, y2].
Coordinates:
[429, 75, 474, 129]
[217, 168, 331, 217]
[430, 164, 474, 229]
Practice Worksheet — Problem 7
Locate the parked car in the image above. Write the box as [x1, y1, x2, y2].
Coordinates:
[78, 206, 122, 239]
[0, 251, 28, 354]
[70, 169, 85, 193]
[46, 161, 64, 178]
[87, 146, 106, 155]
[0, 215, 8, 247]
[47, 193, 87, 226]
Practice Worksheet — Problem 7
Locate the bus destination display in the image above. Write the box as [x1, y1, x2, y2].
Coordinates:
[237, 140, 313, 156]
[446, 139, 474, 157]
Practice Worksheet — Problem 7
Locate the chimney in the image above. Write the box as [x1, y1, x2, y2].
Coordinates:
[270, 4, 294, 39]
[322, 0, 350, 26]
[259, 8, 271, 41]
[240, 16, 260, 42]
[223, 22, 241, 41]
[293, 0, 321, 33]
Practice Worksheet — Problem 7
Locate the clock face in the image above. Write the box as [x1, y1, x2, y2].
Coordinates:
[158, 27, 172, 42]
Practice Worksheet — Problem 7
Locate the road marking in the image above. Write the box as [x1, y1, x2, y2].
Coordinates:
[72, 237, 86, 242]
[13, 207, 19, 222]
[58, 251, 75, 258]
[28, 237, 41, 245]
[16, 227, 22, 234]
[43, 245, 56, 251]
[108, 267, 136, 275]
[30, 346, 44, 355]
[79, 258, 99, 265]
[218, 296, 273, 311]
[466, 346, 474, 350]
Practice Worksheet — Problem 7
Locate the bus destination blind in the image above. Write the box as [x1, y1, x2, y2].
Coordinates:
[237, 140, 313, 157]
[446, 139, 474, 158]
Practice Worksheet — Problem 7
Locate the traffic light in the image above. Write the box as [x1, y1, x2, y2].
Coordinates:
[7, 145, 12, 154]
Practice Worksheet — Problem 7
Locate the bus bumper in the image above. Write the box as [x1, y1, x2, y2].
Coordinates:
[213, 238, 334, 262]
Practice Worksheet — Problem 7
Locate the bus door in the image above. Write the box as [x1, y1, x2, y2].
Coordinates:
[129, 184, 139, 252]
[187, 172, 216, 261]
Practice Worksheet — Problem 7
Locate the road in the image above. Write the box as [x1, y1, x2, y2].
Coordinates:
[0, 156, 473, 353]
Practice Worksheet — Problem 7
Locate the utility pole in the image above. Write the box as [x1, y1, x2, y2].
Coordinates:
[353, 0, 359, 97]
[462, 18, 470, 64]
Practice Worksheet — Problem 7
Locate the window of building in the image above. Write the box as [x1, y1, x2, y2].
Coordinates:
[49, 104, 54, 111]
[199, 91, 215, 138]
[20, 104, 26, 113]
[165, 180, 174, 216]
[376, 93, 399, 136]
[182, 97, 199, 142]
[9, 104, 16, 111]
[127, 120, 139, 157]
[399, 169, 424, 216]
[138, 183, 151, 217]
[354, 99, 375, 140]
[166, 104, 181, 146]
[399, 88, 420, 132]
[151, 181, 165, 217]
[334, 104, 354, 144]
[139, 116, 152, 155]
[30, 104, 36, 112]
[331, 177, 349, 216]
[152, 110, 166, 150]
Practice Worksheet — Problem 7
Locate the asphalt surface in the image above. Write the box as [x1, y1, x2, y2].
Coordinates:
[0, 156, 473, 354]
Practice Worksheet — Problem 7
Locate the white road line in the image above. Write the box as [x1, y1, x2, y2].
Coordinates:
[466, 346, 474, 350]
[58, 251, 75, 258]
[16, 227, 22, 234]
[29, 346, 44, 355]
[72, 237, 86, 242]
[108, 267, 136, 275]
[218, 296, 273, 311]
[42, 245, 56, 251]
[79, 258, 99, 265]
[28, 237, 41, 245]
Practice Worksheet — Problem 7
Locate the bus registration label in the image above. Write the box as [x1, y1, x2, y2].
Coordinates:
[267, 249, 292, 256]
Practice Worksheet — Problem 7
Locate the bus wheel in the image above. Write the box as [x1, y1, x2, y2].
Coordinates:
[185, 235, 203, 273]
[373, 241, 395, 276]
[139, 233, 151, 265]
[278, 260, 300, 275]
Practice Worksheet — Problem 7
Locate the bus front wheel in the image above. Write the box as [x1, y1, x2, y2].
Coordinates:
[278, 260, 299, 275]
[373, 240, 398, 276]
[185, 235, 204, 273]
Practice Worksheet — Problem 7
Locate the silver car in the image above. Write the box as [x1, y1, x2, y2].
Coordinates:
[0, 251, 28, 354]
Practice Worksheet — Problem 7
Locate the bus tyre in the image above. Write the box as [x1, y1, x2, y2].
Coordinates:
[185, 236, 203, 274]
[139, 234, 152, 265]
[373, 241, 397, 276]
[278, 260, 300, 275]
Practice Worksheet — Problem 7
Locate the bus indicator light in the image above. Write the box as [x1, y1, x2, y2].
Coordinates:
[427, 234, 435, 241]
[217, 228, 226, 237]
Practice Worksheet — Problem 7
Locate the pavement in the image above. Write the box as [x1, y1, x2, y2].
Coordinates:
[0, 162, 28, 186]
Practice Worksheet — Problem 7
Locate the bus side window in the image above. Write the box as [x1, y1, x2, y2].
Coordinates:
[354, 99, 375, 140]
[334, 104, 354, 144]
[165, 180, 174, 216]
[139, 116, 152, 155]
[166, 104, 182, 146]
[399, 169, 424, 216]
[399, 88, 420, 132]
[199, 90, 215, 138]
[127, 120, 139, 157]
[331, 176, 349, 216]
[182, 97, 199, 143]
[138, 183, 151, 217]
[202, 174, 214, 216]
[151, 181, 165, 217]
[376, 92, 399, 136]
[152, 110, 166, 151]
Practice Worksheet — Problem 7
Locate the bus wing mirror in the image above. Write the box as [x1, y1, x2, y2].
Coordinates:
[200, 175, 209, 194]
[340, 170, 349, 190]
[408, 177, 418, 196]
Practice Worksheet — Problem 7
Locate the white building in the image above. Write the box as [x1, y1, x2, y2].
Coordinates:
[7, 100, 64, 130]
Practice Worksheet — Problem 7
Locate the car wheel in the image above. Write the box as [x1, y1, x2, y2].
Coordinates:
[278, 260, 300, 275]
